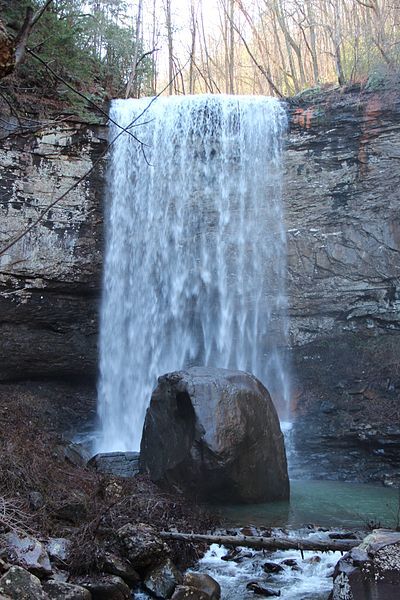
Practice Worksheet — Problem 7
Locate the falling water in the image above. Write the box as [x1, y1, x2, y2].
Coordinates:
[97, 95, 290, 452]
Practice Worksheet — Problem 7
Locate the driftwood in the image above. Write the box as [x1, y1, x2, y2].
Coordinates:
[160, 531, 359, 553]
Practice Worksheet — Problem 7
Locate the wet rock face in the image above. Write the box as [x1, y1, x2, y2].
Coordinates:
[285, 89, 400, 482]
[140, 367, 289, 503]
[0, 120, 107, 382]
[331, 529, 400, 600]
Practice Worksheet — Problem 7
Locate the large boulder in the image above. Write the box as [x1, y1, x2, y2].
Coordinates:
[331, 529, 400, 599]
[2, 533, 52, 577]
[140, 367, 289, 503]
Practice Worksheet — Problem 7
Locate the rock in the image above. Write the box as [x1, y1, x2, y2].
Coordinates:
[62, 443, 90, 468]
[0, 121, 107, 383]
[328, 532, 358, 540]
[0, 561, 9, 575]
[55, 493, 88, 524]
[140, 367, 289, 503]
[102, 553, 140, 584]
[88, 452, 139, 478]
[221, 548, 252, 563]
[0, 566, 48, 599]
[183, 573, 220, 600]
[144, 559, 182, 598]
[281, 559, 298, 568]
[28, 491, 44, 511]
[77, 575, 130, 600]
[2, 532, 52, 577]
[332, 529, 400, 599]
[171, 586, 210, 600]
[304, 555, 321, 564]
[46, 538, 71, 568]
[117, 523, 167, 569]
[42, 581, 91, 599]
[246, 582, 280, 596]
[263, 562, 284, 574]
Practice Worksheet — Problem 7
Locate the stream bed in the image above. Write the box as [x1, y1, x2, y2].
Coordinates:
[135, 479, 398, 599]
[193, 479, 398, 599]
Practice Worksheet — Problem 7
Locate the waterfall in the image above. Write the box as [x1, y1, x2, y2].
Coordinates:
[97, 95, 290, 452]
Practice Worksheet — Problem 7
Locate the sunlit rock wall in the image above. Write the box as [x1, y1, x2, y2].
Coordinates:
[0, 120, 107, 381]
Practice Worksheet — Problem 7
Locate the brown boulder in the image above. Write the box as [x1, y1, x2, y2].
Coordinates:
[171, 586, 210, 600]
[140, 368, 289, 503]
[183, 573, 220, 599]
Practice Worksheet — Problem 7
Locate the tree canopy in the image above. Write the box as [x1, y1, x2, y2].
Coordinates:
[0, 0, 155, 116]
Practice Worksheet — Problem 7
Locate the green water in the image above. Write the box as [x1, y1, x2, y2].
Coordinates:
[217, 480, 400, 529]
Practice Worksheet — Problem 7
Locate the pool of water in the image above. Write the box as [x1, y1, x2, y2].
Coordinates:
[214, 479, 400, 529]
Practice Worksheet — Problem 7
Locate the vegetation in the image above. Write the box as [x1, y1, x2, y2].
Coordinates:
[1, 0, 399, 114]
[180, 0, 400, 96]
[0, 0, 155, 115]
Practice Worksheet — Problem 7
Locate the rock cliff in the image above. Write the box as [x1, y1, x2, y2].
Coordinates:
[284, 88, 400, 483]
[0, 88, 399, 483]
[0, 119, 107, 381]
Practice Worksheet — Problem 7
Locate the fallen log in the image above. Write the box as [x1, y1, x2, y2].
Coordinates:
[160, 531, 359, 553]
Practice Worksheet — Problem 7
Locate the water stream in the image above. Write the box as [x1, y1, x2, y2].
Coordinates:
[97, 95, 290, 452]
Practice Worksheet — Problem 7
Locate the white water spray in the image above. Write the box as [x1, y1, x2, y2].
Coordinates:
[97, 95, 289, 452]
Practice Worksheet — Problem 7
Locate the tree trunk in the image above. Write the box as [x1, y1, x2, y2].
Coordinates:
[0, 19, 15, 79]
[125, 0, 143, 98]
[160, 531, 359, 553]
[165, 0, 174, 95]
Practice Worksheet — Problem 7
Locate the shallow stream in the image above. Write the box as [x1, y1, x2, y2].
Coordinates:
[135, 479, 398, 599]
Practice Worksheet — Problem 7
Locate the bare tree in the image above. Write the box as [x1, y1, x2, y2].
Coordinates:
[125, 0, 144, 98]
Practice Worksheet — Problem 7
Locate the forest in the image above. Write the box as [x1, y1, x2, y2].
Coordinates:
[0, 0, 399, 109]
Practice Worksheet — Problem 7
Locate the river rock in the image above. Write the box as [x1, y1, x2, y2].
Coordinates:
[263, 562, 284, 574]
[0, 566, 48, 599]
[183, 573, 220, 600]
[246, 582, 281, 596]
[117, 523, 167, 568]
[331, 529, 400, 599]
[77, 575, 130, 600]
[42, 581, 91, 599]
[2, 532, 52, 577]
[140, 367, 289, 503]
[171, 586, 210, 600]
[144, 559, 182, 598]
[102, 553, 140, 584]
